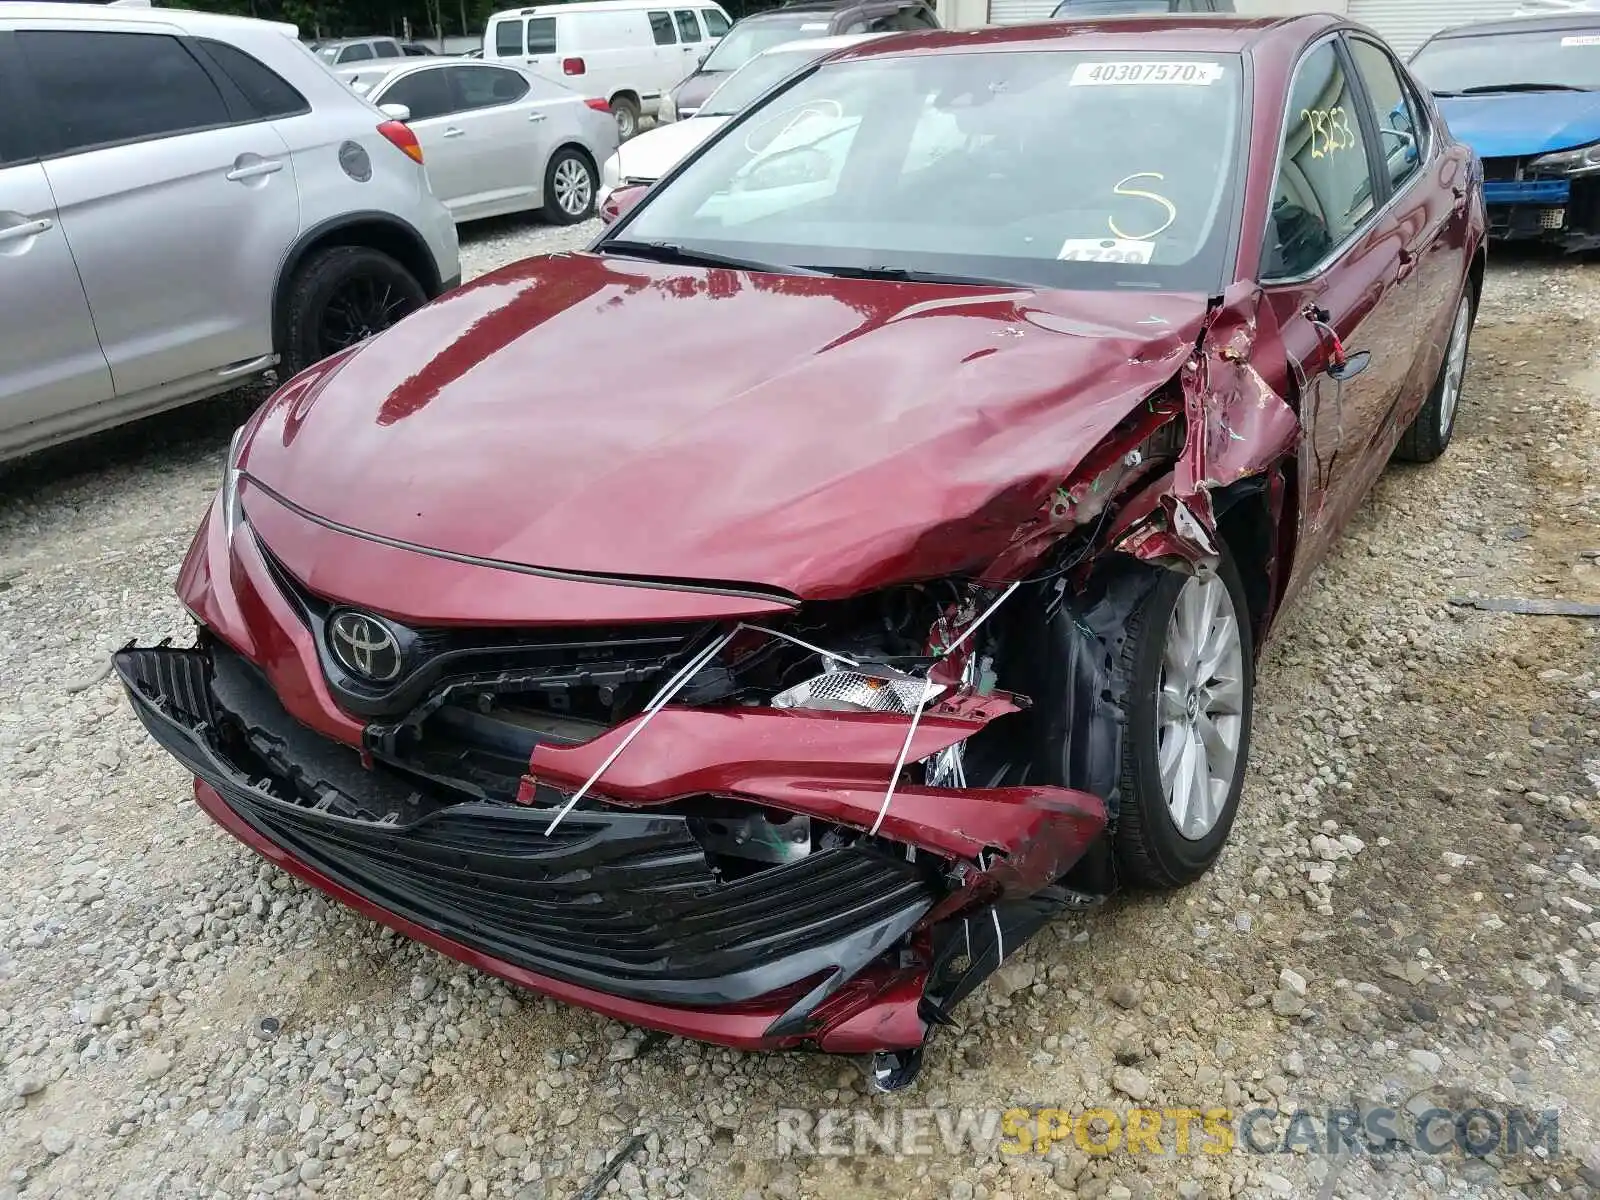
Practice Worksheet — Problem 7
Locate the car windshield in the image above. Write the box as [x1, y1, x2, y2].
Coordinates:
[702, 16, 824, 73]
[609, 50, 1243, 291]
[1410, 28, 1600, 93]
[701, 45, 826, 115]
[316, 45, 342, 63]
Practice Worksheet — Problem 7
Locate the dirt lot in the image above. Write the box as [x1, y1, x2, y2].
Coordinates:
[0, 220, 1596, 1200]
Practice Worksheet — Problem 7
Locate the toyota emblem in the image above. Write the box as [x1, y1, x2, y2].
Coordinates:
[328, 611, 403, 683]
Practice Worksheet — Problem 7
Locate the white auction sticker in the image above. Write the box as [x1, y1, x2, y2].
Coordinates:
[1057, 238, 1155, 264]
[1561, 34, 1600, 45]
[1070, 61, 1224, 86]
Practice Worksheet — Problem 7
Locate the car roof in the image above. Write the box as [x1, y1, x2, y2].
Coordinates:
[826, 13, 1331, 59]
[0, 1, 297, 35]
[1422, 12, 1600, 40]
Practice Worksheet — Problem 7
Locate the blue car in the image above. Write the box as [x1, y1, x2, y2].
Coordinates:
[1411, 15, 1600, 249]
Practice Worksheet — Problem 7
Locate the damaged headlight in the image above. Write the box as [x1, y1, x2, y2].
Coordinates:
[772, 668, 945, 715]
[1530, 141, 1600, 176]
[220, 424, 247, 546]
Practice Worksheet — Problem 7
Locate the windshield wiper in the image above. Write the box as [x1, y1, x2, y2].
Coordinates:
[801, 264, 1027, 288]
[1457, 82, 1590, 94]
[601, 239, 822, 276]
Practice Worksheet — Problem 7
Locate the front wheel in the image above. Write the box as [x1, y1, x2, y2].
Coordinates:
[541, 148, 597, 225]
[279, 246, 426, 377]
[1114, 550, 1255, 888]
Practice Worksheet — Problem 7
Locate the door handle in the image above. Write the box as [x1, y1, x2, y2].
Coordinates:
[0, 218, 52, 244]
[225, 160, 284, 182]
[443, 127, 465, 138]
[528, 112, 546, 122]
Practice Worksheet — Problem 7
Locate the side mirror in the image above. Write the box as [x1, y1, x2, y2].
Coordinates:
[599, 183, 649, 225]
[697, 49, 711, 66]
[380, 102, 412, 121]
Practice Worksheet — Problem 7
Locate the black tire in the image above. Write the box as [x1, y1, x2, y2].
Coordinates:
[540, 147, 597, 225]
[279, 246, 427, 377]
[610, 94, 640, 141]
[1394, 286, 1476, 463]
[1112, 548, 1254, 888]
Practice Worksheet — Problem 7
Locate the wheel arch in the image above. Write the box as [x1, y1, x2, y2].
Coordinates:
[272, 213, 444, 357]
[1213, 461, 1296, 655]
[608, 89, 641, 110]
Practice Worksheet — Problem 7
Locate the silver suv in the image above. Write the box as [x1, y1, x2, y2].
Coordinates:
[0, 5, 460, 461]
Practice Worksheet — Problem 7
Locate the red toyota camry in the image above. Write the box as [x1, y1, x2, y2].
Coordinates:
[118, 16, 1484, 1089]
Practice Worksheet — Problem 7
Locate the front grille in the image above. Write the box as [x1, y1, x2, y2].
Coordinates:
[257, 542, 710, 721]
[115, 645, 940, 1007]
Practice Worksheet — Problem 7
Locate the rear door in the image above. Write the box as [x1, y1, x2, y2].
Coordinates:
[1259, 36, 1412, 590]
[16, 25, 299, 398]
[0, 34, 113, 437]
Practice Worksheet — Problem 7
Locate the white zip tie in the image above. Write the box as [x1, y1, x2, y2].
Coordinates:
[543, 627, 737, 835]
[938, 580, 1021, 658]
[990, 907, 1004, 966]
[870, 688, 928, 837]
[739, 624, 860, 668]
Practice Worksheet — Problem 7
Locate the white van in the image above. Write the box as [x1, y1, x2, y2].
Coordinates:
[484, 0, 732, 139]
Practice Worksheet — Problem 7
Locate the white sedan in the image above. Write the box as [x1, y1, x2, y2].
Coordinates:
[598, 33, 879, 207]
[360, 60, 619, 224]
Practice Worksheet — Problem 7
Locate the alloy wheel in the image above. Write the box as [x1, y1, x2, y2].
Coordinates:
[553, 157, 593, 218]
[317, 275, 413, 357]
[1156, 572, 1246, 841]
[1438, 296, 1471, 438]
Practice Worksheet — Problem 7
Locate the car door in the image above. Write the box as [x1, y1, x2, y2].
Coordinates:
[16, 26, 299, 400]
[701, 8, 730, 44]
[1259, 37, 1415, 594]
[0, 38, 114, 438]
[445, 64, 544, 214]
[672, 9, 705, 77]
[1345, 33, 1466, 444]
[374, 66, 476, 212]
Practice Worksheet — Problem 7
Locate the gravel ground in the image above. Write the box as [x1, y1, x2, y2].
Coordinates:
[0, 219, 1597, 1200]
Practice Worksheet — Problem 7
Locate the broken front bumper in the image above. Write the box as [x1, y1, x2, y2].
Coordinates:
[116, 643, 1105, 1054]
[1485, 178, 1600, 250]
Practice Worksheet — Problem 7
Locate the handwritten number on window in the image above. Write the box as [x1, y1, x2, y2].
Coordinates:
[1301, 106, 1356, 159]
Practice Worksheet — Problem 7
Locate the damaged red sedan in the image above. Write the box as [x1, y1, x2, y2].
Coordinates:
[118, 16, 1483, 1088]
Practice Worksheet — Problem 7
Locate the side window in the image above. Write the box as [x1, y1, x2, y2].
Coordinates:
[907, 6, 940, 27]
[526, 18, 558, 54]
[494, 20, 524, 56]
[18, 31, 230, 156]
[375, 41, 402, 59]
[452, 65, 529, 109]
[703, 9, 730, 36]
[868, 14, 899, 32]
[341, 44, 375, 63]
[675, 10, 703, 42]
[841, 20, 870, 33]
[1347, 37, 1426, 192]
[379, 67, 455, 121]
[1264, 41, 1376, 278]
[649, 11, 678, 44]
[194, 39, 309, 119]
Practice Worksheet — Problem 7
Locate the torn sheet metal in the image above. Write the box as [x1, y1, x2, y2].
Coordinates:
[1112, 283, 1300, 570]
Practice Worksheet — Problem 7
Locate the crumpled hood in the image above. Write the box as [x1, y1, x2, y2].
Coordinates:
[1435, 90, 1600, 157]
[241, 253, 1209, 599]
[612, 116, 727, 183]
